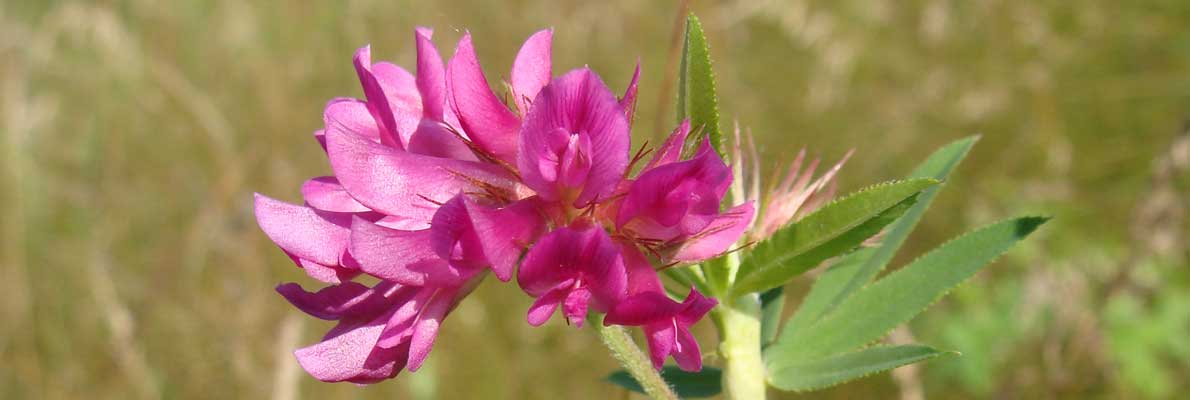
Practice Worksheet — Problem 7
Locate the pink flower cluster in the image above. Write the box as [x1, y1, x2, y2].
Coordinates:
[255, 28, 753, 384]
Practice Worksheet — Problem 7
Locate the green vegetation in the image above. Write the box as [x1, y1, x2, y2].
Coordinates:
[1, 0, 1186, 399]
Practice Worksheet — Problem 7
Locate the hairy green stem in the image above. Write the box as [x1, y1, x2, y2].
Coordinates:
[718, 293, 767, 400]
[594, 321, 679, 400]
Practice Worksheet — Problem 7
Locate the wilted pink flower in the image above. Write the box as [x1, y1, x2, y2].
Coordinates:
[256, 26, 741, 383]
[731, 125, 850, 241]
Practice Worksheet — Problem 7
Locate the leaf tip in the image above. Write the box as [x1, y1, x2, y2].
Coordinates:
[1014, 216, 1050, 237]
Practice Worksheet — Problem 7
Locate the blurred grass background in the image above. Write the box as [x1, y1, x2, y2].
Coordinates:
[1, 0, 1187, 399]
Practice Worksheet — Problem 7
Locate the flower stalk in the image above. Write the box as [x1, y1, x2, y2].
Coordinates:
[594, 321, 680, 400]
[717, 288, 767, 400]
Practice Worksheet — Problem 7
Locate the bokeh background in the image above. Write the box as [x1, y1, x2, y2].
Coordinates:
[2, 0, 1187, 399]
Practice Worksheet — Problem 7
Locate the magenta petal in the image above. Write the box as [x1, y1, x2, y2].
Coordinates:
[671, 201, 755, 262]
[353, 46, 402, 148]
[604, 291, 684, 326]
[563, 287, 592, 327]
[620, 61, 640, 123]
[277, 281, 368, 320]
[618, 142, 731, 232]
[644, 119, 691, 170]
[277, 281, 399, 321]
[645, 323, 677, 371]
[526, 285, 567, 326]
[510, 29, 553, 115]
[324, 126, 514, 223]
[302, 176, 370, 213]
[377, 288, 433, 348]
[415, 28, 447, 121]
[677, 288, 718, 325]
[314, 129, 328, 151]
[407, 119, 476, 160]
[428, 196, 487, 268]
[350, 217, 463, 287]
[371, 62, 423, 147]
[254, 194, 350, 267]
[517, 68, 631, 206]
[407, 289, 455, 372]
[517, 229, 572, 296]
[293, 258, 355, 284]
[672, 327, 703, 372]
[323, 98, 381, 142]
[464, 198, 545, 281]
[448, 33, 521, 164]
[294, 311, 406, 383]
[517, 226, 627, 320]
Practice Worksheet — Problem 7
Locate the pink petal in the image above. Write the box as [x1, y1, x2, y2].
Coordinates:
[447, 33, 521, 164]
[276, 281, 399, 321]
[526, 284, 568, 326]
[603, 291, 684, 326]
[349, 217, 465, 287]
[376, 215, 431, 231]
[324, 126, 515, 223]
[644, 322, 677, 371]
[254, 194, 350, 267]
[301, 176, 370, 213]
[620, 244, 666, 294]
[516, 228, 574, 296]
[643, 120, 691, 170]
[427, 196, 487, 267]
[323, 98, 381, 142]
[414, 28, 447, 121]
[407, 288, 456, 372]
[377, 288, 433, 348]
[294, 310, 408, 384]
[510, 29, 553, 115]
[563, 286, 592, 327]
[314, 129, 328, 151]
[517, 68, 631, 206]
[670, 201, 755, 262]
[371, 61, 423, 146]
[464, 198, 545, 281]
[293, 257, 356, 284]
[617, 142, 730, 234]
[620, 61, 640, 123]
[677, 288, 718, 326]
[672, 326, 703, 372]
[516, 226, 626, 308]
[581, 229, 629, 310]
[352, 46, 402, 148]
[407, 119, 476, 160]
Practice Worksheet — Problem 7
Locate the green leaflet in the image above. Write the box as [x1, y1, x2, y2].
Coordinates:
[768, 345, 951, 392]
[730, 179, 938, 297]
[782, 136, 979, 335]
[766, 217, 1049, 364]
[676, 14, 724, 159]
[606, 366, 722, 398]
[759, 287, 786, 348]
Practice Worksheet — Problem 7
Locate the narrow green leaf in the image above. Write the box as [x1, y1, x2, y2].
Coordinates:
[783, 136, 979, 335]
[766, 217, 1049, 363]
[606, 366, 722, 398]
[768, 345, 951, 392]
[733, 194, 919, 296]
[675, 20, 690, 124]
[678, 14, 724, 159]
[731, 179, 938, 296]
[760, 287, 786, 347]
